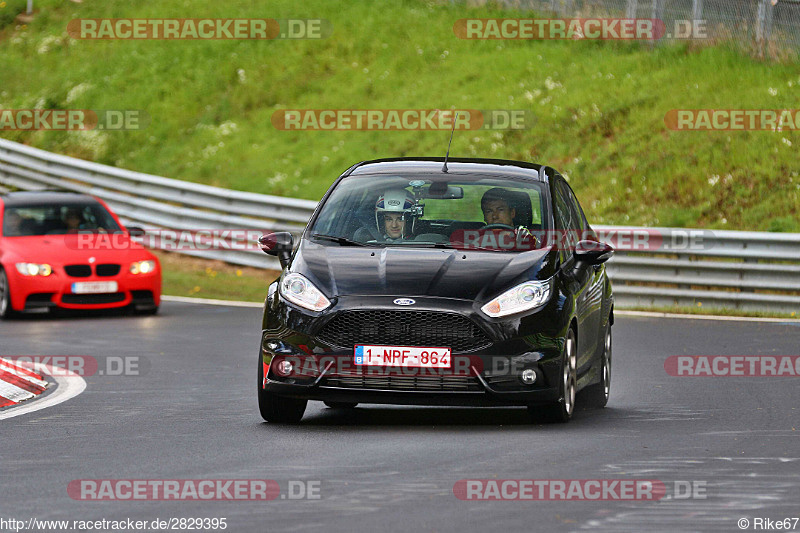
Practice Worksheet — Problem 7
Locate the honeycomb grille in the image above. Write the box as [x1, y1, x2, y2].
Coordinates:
[323, 373, 482, 392]
[317, 310, 491, 353]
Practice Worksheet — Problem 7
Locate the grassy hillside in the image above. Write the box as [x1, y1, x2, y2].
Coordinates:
[1, 0, 798, 231]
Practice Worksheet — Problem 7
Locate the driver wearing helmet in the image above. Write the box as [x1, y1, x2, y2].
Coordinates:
[375, 188, 415, 242]
[480, 188, 516, 227]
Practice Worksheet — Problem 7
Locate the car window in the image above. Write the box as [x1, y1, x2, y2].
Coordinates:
[2, 203, 121, 236]
[309, 173, 548, 252]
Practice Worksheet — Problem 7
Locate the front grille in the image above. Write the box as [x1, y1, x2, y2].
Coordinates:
[61, 292, 126, 304]
[317, 310, 492, 353]
[96, 264, 121, 277]
[323, 374, 482, 392]
[64, 264, 91, 277]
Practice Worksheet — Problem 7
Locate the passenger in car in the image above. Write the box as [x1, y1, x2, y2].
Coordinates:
[63, 208, 84, 231]
[3, 211, 23, 236]
[480, 188, 517, 227]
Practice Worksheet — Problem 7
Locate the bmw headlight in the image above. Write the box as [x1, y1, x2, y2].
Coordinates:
[481, 278, 552, 318]
[280, 273, 331, 312]
[15, 263, 52, 276]
[130, 260, 156, 274]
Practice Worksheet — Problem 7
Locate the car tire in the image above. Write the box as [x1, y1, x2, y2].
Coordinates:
[134, 305, 159, 316]
[530, 327, 577, 423]
[0, 268, 15, 320]
[257, 353, 307, 423]
[583, 324, 611, 409]
[324, 401, 358, 409]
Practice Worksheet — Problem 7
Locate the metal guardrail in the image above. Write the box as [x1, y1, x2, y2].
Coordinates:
[0, 138, 316, 269]
[0, 138, 798, 314]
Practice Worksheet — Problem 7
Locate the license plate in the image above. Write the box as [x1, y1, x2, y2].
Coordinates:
[354, 345, 451, 368]
[71, 281, 118, 294]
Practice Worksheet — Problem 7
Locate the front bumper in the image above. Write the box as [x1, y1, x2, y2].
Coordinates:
[9, 268, 161, 312]
[260, 291, 569, 407]
[264, 367, 561, 407]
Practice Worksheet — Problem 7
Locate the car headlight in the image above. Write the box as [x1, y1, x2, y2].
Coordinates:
[481, 278, 552, 318]
[130, 260, 156, 274]
[15, 263, 52, 276]
[280, 273, 331, 312]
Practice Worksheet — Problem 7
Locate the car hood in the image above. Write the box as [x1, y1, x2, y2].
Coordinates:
[1, 234, 153, 265]
[291, 240, 556, 301]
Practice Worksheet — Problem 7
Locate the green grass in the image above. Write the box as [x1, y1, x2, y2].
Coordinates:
[1, 0, 799, 231]
[154, 251, 278, 302]
[620, 304, 798, 320]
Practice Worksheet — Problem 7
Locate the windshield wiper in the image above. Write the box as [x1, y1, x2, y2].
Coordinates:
[310, 233, 370, 247]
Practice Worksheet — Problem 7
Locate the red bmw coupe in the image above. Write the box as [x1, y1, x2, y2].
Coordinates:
[0, 191, 161, 318]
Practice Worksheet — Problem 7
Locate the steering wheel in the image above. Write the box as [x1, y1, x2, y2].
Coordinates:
[482, 223, 515, 230]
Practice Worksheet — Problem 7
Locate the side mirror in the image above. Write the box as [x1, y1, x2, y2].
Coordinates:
[127, 226, 146, 237]
[258, 232, 294, 269]
[574, 240, 614, 265]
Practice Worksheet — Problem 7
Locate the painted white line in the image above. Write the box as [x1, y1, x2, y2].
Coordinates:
[0, 364, 86, 421]
[162, 295, 263, 308]
[615, 309, 799, 323]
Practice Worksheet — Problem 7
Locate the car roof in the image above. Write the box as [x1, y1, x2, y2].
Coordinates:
[347, 157, 549, 181]
[0, 191, 102, 207]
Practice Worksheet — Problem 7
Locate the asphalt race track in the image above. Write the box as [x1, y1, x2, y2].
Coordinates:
[1, 302, 798, 532]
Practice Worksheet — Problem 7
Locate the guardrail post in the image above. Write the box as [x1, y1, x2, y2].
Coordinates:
[27, 0, 33, 14]
[756, 0, 775, 57]
[651, 0, 664, 22]
[691, 0, 703, 22]
[626, 0, 638, 19]
[649, 0, 665, 45]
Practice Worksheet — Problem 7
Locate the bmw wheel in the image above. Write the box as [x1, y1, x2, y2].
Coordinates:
[0, 268, 14, 320]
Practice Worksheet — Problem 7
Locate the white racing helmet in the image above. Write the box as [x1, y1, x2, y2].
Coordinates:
[375, 188, 415, 237]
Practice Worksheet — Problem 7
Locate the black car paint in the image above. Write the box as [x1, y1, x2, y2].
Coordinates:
[259, 158, 613, 410]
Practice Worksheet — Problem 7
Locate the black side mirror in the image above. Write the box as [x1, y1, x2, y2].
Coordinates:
[127, 226, 146, 237]
[259, 232, 294, 269]
[574, 240, 614, 265]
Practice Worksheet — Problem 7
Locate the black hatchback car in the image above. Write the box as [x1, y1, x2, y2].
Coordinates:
[258, 158, 614, 423]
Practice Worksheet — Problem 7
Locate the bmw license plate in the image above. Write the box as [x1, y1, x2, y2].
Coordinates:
[354, 345, 451, 368]
[71, 281, 118, 294]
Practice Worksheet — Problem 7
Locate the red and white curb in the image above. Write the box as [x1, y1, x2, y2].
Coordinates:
[0, 358, 49, 408]
[0, 358, 86, 420]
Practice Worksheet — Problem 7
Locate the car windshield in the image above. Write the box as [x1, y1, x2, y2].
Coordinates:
[2, 203, 121, 237]
[309, 173, 549, 252]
